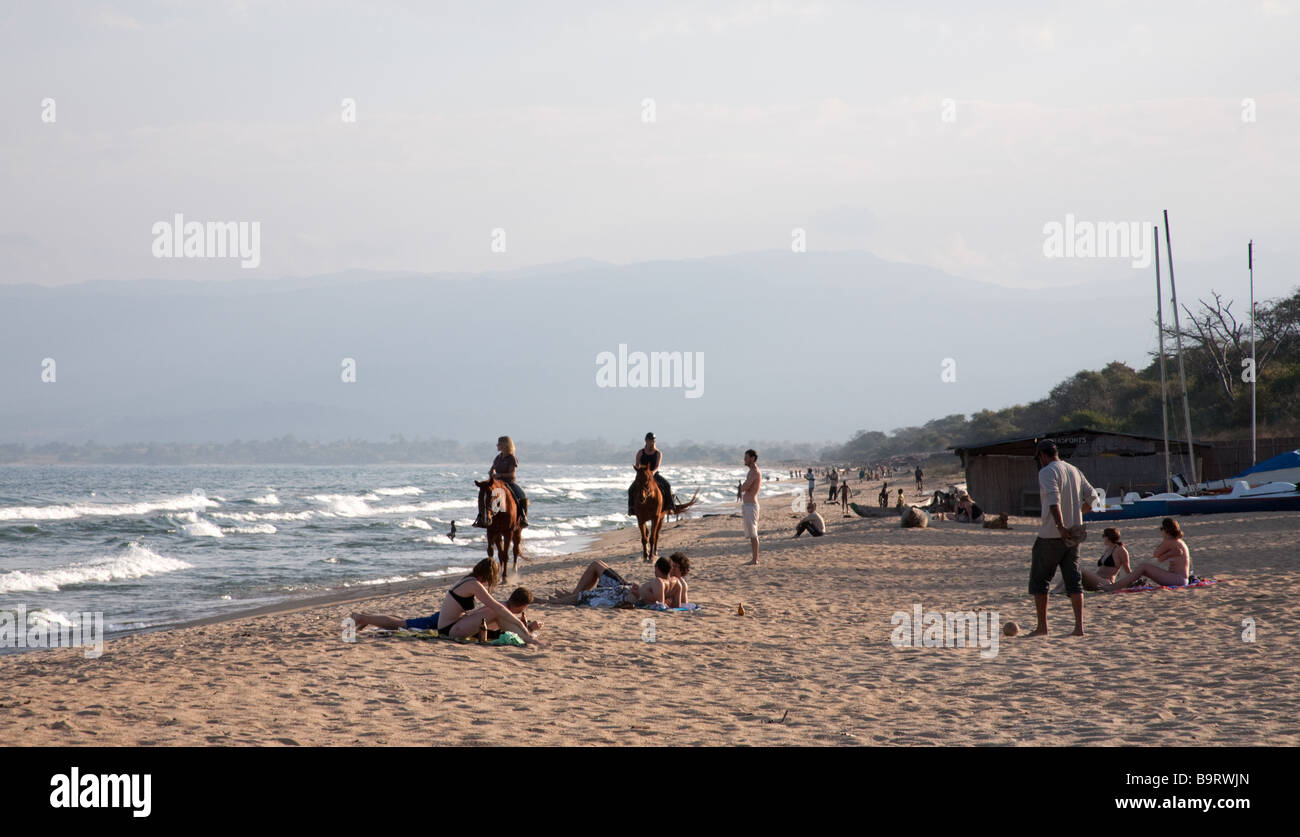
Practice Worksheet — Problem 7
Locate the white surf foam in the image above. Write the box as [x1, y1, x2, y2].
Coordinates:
[0, 543, 193, 593]
[0, 493, 216, 522]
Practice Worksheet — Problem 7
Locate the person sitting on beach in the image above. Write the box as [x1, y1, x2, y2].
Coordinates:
[953, 490, 984, 523]
[1056, 527, 1131, 592]
[1104, 518, 1191, 590]
[793, 502, 826, 538]
[548, 557, 681, 608]
[839, 481, 852, 516]
[878, 482, 889, 508]
[668, 552, 690, 607]
[349, 558, 543, 646]
[453, 587, 540, 642]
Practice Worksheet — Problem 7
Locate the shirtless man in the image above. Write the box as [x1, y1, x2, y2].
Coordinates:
[738, 449, 763, 565]
[667, 552, 690, 607]
[547, 557, 680, 607]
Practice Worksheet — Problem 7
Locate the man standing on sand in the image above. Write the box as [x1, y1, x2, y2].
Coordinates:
[915, 466, 923, 493]
[1028, 439, 1099, 637]
[739, 450, 763, 565]
[805, 466, 815, 503]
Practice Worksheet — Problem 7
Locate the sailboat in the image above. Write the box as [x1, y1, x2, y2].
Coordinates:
[1087, 227, 1300, 521]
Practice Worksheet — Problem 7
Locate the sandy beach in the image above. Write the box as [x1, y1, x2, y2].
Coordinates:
[3, 479, 1297, 747]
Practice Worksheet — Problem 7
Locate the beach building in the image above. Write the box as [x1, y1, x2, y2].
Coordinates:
[950, 428, 1210, 517]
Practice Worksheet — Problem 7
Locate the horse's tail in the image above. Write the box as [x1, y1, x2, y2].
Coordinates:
[669, 488, 700, 517]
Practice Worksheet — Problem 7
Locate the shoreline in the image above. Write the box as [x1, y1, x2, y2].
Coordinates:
[7, 486, 1293, 747]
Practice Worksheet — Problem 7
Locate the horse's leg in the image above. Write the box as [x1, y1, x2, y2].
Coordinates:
[512, 524, 522, 574]
[639, 518, 649, 562]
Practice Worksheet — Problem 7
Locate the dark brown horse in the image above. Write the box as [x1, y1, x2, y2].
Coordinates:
[475, 478, 523, 579]
[631, 466, 699, 562]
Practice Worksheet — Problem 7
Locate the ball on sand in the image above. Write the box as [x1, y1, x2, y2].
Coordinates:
[1003, 621, 1019, 637]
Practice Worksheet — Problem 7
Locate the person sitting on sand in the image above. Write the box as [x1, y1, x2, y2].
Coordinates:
[668, 552, 690, 607]
[1054, 527, 1130, 592]
[953, 490, 984, 523]
[548, 557, 681, 608]
[453, 587, 540, 641]
[349, 558, 543, 646]
[1104, 518, 1191, 590]
[793, 502, 826, 538]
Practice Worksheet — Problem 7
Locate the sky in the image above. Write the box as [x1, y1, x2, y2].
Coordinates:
[1, 0, 1296, 291]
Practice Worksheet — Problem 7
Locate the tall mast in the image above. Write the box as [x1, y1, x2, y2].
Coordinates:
[1155, 225, 1172, 492]
[1164, 209, 1198, 490]
[1250, 240, 1256, 466]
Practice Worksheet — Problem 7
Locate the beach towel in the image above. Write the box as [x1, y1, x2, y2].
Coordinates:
[368, 629, 527, 646]
[1112, 577, 1220, 594]
[636, 602, 700, 612]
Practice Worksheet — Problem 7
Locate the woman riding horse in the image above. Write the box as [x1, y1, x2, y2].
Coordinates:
[627, 432, 677, 516]
[474, 435, 529, 528]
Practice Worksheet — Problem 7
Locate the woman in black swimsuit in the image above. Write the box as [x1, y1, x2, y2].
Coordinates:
[348, 558, 544, 646]
[1056, 527, 1130, 592]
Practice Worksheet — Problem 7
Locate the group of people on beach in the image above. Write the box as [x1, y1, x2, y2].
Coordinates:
[1028, 439, 1195, 637]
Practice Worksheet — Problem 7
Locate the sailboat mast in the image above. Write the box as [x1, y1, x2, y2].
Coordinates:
[1250, 240, 1256, 466]
[1164, 210, 1198, 490]
[1155, 225, 1172, 492]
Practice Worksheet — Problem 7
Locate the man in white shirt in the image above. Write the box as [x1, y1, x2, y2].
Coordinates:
[793, 502, 825, 538]
[1028, 439, 1098, 637]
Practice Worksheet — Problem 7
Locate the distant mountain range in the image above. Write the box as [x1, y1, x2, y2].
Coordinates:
[0, 250, 1187, 448]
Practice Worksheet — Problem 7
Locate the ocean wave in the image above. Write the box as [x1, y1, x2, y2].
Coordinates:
[398, 518, 432, 530]
[223, 523, 277, 535]
[209, 510, 314, 522]
[250, 492, 280, 505]
[169, 511, 224, 538]
[0, 543, 193, 593]
[308, 494, 375, 517]
[383, 500, 476, 514]
[0, 493, 216, 523]
[373, 486, 423, 496]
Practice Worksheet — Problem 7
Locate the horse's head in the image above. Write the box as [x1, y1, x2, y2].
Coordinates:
[633, 466, 656, 503]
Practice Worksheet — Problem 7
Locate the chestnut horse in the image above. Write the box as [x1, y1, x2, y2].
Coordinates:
[474, 478, 523, 579]
[631, 466, 700, 562]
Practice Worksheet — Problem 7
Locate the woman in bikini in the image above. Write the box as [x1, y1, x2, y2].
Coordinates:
[1104, 518, 1191, 590]
[349, 558, 544, 646]
[1055, 527, 1130, 592]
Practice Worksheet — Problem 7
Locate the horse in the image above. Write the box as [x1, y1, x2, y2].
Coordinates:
[474, 478, 523, 579]
[630, 466, 699, 562]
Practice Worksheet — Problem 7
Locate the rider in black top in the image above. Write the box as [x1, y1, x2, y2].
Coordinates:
[628, 432, 677, 515]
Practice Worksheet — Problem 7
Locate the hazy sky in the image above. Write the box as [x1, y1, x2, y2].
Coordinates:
[2, 1, 1297, 294]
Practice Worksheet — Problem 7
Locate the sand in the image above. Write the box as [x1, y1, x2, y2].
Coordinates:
[2, 477, 1297, 747]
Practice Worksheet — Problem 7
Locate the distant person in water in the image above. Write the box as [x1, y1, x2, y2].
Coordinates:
[447, 520, 457, 541]
[1105, 518, 1191, 590]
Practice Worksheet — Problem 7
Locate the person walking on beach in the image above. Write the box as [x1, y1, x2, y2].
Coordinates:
[828, 468, 839, 503]
[1027, 439, 1098, 637]
[915, 466, 923, 493]
[739, 450, 763, 565]
[805, 467, 815, 503]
